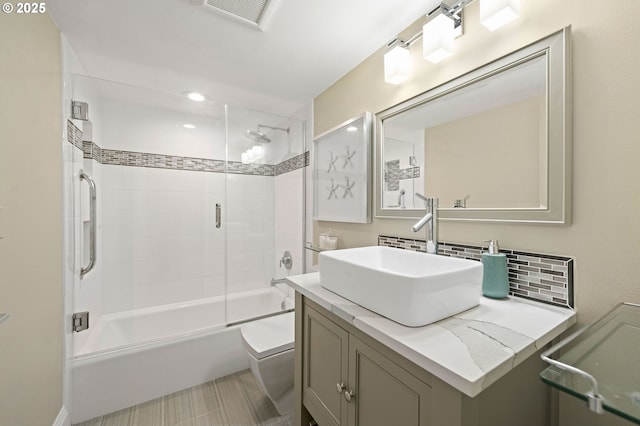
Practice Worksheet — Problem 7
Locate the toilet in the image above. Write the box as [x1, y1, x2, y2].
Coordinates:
[240, 311, 295, 415]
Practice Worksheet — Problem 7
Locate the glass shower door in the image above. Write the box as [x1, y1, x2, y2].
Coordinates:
[69, 75, 307, 360]
[224, 106, 306, 324]
[70, 75, 228, 357]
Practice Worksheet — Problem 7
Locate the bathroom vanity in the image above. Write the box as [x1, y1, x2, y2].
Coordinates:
[287, 273, 576, 426]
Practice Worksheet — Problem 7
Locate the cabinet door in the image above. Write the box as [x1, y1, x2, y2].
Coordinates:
[348, 336, 432, 426]
[303, 306, 349, 426]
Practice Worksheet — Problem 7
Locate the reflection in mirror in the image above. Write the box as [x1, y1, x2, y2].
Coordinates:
[387, 56, 546, 210]
[375, 27, 571, 224]
[382, 138, 424, 209]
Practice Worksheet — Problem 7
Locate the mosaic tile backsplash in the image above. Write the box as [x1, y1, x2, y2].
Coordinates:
[68, 120, 308, 177]
[378, 235, 574, 309]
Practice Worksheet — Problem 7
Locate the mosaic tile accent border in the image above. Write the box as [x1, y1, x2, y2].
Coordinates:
[100, 148, 228, 173]
[384, 160, 421, 191]
[68, 124, 308, 176]
[275, 151, 310, 175]
[83, 141, 103, 162]
[67, 120, 83, 150]
[227, 160, 274, 176]
[378, 235, 574, 309]
[385, 160, 400, 191]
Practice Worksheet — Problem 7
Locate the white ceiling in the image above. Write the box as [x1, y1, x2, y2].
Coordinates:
[47, 0, 439, 115]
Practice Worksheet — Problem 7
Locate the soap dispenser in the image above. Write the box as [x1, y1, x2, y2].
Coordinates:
[481, 240, 509, 299]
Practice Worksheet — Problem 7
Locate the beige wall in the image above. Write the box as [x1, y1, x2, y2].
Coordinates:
[425, 96, 543, 208]
[0, 12, 63, 426]
[314, 2, 640, 425]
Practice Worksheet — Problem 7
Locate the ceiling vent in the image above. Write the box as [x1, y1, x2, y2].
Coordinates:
[196, 0, 283, 31]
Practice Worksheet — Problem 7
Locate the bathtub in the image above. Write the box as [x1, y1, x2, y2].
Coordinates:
[72, 287, 293, 424]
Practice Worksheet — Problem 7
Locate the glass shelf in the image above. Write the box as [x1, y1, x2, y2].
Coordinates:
[304, 242, 322, 253]
[305, 242, 338, 253]
[541, 302, 640, 424]
[0, 313, 9, 325]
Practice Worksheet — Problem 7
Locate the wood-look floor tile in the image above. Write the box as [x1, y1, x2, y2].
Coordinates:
[257, 412, 294, 426]
[131, 398, 165, 426]
[189, 380, 222, 416]
[73, 369, 290, 426]
[101, 407, 134, 426]
[234, 371, 280, 422]
[164, 387, 196, 426]
[213, 373, 254, 425]
[190, 408, 227, 426]
[214, 371, 272, 425]
[73, 417, 104, 426]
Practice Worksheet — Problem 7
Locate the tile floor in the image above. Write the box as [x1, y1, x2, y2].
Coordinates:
[74, 369, 294, 426]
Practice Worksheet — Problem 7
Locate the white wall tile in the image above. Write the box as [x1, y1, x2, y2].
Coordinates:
[101, 165, 124, 190]
[102, 283, 152, 313]
[91, 149, 303, 312]
[149, 279, 205, 307]
[202, 274, 225, 297]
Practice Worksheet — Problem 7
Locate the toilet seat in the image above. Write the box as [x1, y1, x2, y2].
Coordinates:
[241, 312, 294, 360]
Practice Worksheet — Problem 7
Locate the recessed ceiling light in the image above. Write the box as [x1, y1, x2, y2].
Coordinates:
[183, 123, 196, 129]
[184, 91, 207, 102]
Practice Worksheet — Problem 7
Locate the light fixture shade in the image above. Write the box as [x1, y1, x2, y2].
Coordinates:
[422, 13, 455, 64]
[185, 91, 206, 102]
[384, 43, 411, 84]
[480, 0, 520, 31]
[251, 145, 263, 158]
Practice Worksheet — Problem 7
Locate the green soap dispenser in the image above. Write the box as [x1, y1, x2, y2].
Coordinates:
[481, 240, 509, 299]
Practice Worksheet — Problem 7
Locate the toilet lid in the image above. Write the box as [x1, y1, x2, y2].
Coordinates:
[241, 311, 295, 360]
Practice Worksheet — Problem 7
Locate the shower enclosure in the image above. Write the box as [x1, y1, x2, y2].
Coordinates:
[65, 75, 306, 420]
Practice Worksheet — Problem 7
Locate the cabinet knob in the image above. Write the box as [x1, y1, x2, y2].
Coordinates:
[336, 382, 346, 393]
[344, 389, 355, 403]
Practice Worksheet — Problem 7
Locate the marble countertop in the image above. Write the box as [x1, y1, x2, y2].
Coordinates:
[286, 272, 576, 397]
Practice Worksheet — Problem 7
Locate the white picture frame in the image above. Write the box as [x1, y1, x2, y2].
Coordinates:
[313, 112, 373, 223]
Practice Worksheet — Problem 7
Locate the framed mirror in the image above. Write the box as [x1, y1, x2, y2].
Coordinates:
[375, 27, 571, 224]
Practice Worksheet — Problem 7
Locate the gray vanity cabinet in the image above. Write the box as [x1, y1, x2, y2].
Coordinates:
[303, 304, 349, 425]
[302, 304, 431, 426]
[294, 293, 555, 426]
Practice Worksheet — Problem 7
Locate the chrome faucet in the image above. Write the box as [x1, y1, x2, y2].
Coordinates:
[411, 194, 438, 254]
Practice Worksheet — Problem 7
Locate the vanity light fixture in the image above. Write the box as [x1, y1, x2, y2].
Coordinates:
[480, 0, 520, 31]
[384, 39, 411, 84]
[383, 29, 423, 84]
[383, 0, 520, 82]
[422, 5, 460, 64]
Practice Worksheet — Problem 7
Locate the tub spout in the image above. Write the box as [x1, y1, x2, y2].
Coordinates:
[271, 278, 287, 286]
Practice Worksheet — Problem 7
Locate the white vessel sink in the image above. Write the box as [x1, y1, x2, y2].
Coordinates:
[318, 246, 483, 327]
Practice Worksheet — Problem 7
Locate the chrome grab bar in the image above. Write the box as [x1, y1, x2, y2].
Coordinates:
[215, 203, 221, 229]
[80, 171, 97, 279]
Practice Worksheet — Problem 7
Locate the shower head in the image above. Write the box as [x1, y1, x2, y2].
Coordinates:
[246, 123, 290, 144]
[245, 129, 271, 143]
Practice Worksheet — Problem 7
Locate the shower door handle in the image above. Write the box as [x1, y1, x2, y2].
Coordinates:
[80, 171, 97, 279]
[215, 203, 221, 229]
